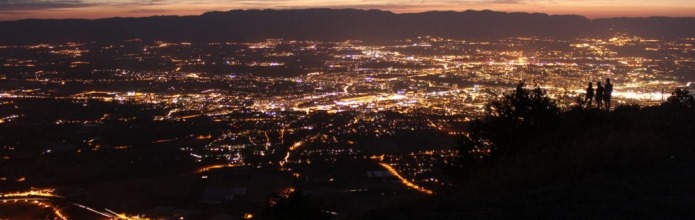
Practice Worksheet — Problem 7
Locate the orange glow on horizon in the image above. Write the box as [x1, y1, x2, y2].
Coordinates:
[1, 1, 694, 21]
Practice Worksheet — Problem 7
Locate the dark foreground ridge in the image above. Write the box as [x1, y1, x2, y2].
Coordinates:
[364, 103, 695, 219]
[1, 9, 695, 43]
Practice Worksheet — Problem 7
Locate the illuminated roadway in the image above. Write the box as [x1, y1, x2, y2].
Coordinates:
[371, 156, 435, 195]
[0, 189, 143, 219]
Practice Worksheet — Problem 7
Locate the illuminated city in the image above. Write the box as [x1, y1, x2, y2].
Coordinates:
[2, 6, 695, 220]
[1, 34, 694, 218]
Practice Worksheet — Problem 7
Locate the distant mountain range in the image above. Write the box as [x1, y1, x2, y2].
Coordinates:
[1, 9, 695, 43]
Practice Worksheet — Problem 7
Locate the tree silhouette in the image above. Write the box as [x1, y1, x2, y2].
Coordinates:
[460, 81, 559, 161]
[665, 88, 695, 108]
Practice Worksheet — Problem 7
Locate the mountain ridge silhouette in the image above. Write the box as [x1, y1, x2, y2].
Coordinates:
[1, 9, 694, 43]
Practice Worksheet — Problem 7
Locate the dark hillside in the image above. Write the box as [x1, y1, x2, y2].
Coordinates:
[365, 104, 695, 219]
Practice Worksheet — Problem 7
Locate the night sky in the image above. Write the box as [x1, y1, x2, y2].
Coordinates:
[1, 0, 694, 21]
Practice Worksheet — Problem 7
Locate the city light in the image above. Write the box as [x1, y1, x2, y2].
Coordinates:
[1, 33, 693, 219]
[378, 163, 434, 195]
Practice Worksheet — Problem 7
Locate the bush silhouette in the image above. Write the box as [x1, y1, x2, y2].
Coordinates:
[665, 88, 695, 108]
[460, 81, 559, 162]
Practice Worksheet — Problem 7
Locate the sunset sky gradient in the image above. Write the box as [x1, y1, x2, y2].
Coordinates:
[1, 0, 694, 21]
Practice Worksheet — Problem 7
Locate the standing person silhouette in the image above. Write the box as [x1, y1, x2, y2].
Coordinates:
[595, 81, 605, 110]
[604, 78, 613, 110]
[585, 82, 594, 109]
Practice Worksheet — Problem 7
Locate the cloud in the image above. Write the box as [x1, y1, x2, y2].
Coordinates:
[0, 0, 581, 13]
[0, 0, 92, 11]
[0, 0, 172, 12]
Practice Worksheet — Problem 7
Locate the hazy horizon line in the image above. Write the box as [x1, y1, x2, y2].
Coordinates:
[2, 7, 695, 22]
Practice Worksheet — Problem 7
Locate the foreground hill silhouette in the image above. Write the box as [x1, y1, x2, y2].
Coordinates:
[364, 91, 695, 219]
[1, 9, 695, 43]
